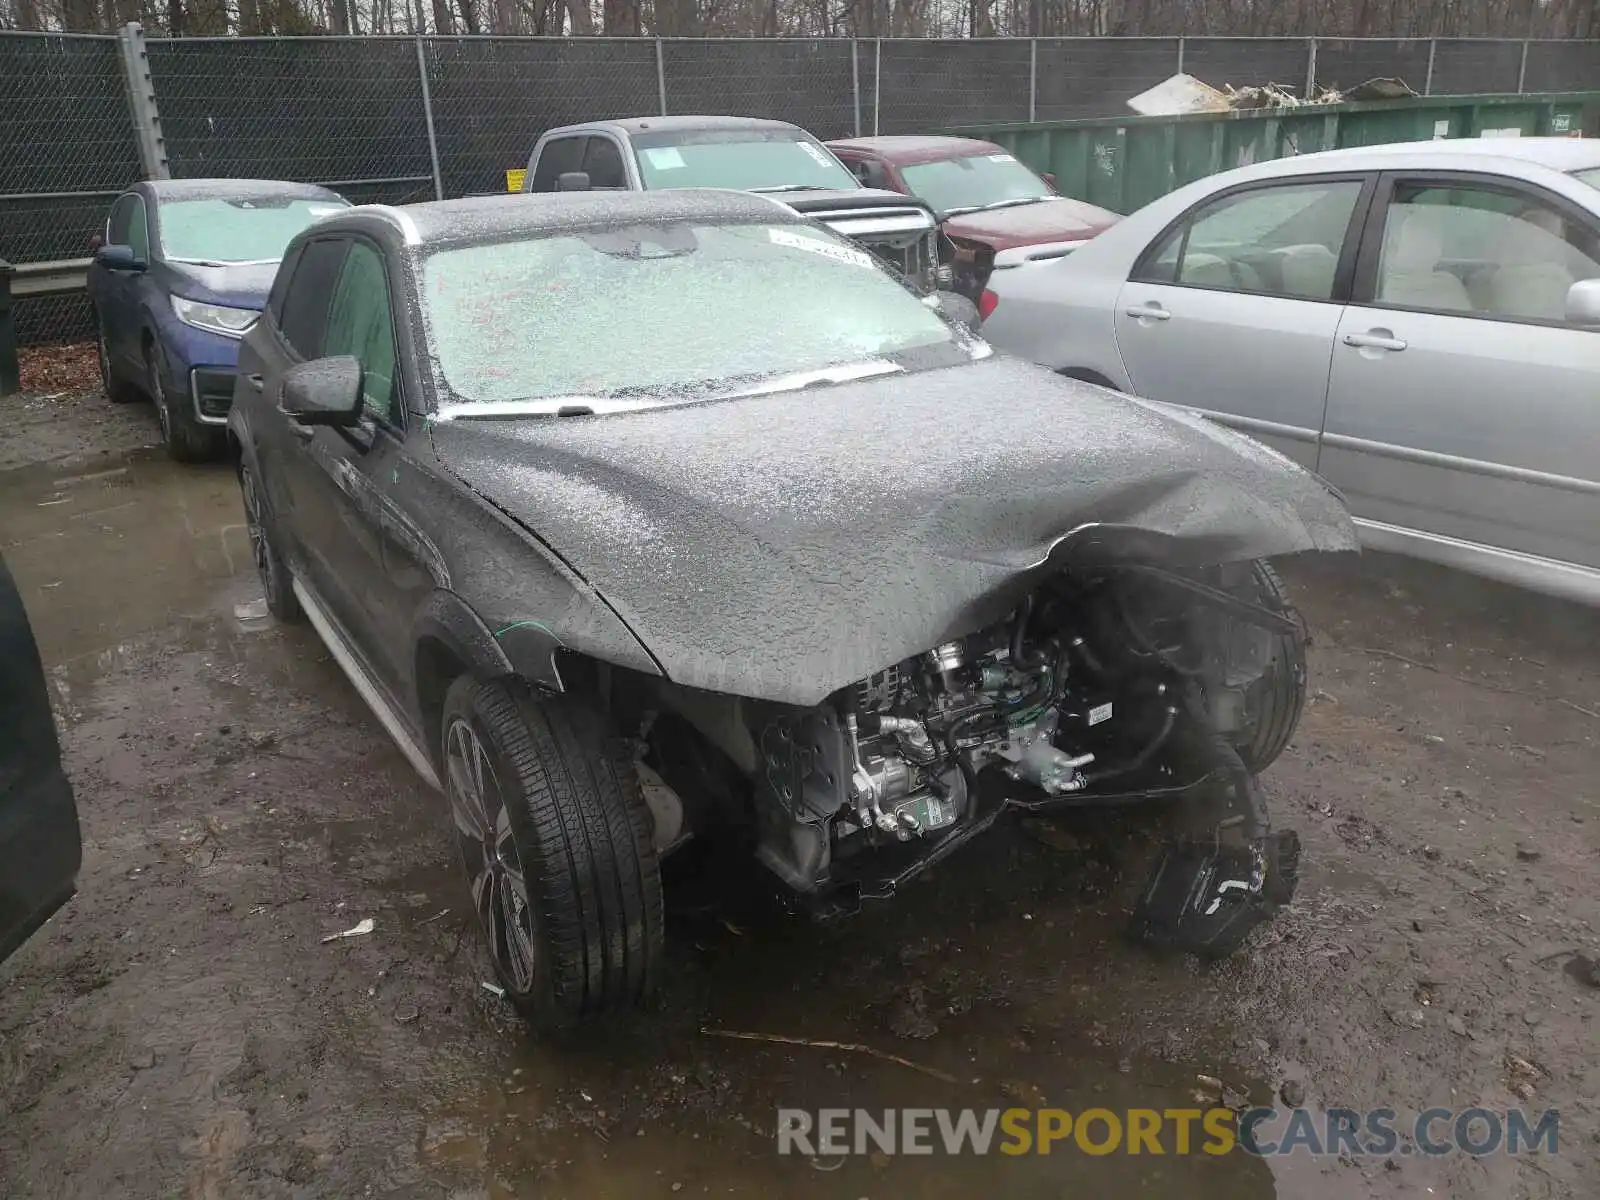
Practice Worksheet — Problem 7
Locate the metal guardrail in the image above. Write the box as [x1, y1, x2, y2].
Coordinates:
[11, 259, 92, 301]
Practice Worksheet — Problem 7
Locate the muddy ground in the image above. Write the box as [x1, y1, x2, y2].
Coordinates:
[1, 370, 1596, 1200]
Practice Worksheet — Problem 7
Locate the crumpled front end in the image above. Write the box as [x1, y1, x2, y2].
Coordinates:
[430, 356, 1356, 708]
[780, 188, 942, 293]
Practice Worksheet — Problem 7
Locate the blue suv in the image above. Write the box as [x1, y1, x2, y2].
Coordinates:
[87, 179, 348, 461]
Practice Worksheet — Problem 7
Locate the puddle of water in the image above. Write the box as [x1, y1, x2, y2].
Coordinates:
[0, 450, 251, 671]
[427, 1028, 1279, 1198]
[401, 830, 1284, 1198]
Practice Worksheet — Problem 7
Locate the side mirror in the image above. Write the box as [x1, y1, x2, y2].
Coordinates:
[555, 171, 592, 192]
[925, 288, 980, 331]
[94, 243, 144, 272]
[281, 356, 363, 426]
[1042, 172, 1059, 192]
[1565, 278, 1600, 328]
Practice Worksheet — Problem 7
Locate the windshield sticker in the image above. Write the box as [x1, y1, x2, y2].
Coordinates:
[642, 146, 686, 170]
[308, 204, 345, 216]
[767, 227, 877, 269]
[798, 141, 836, 169]
[987, 153, 1016, 163]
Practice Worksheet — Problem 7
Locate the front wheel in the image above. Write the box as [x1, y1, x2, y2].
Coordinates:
[146, 341, 220, 463]
[97, 323, 138, 403]
[1235, 561, 1307, 774]
[440, 678, 664, 1028]
[239, 460, 300, 623]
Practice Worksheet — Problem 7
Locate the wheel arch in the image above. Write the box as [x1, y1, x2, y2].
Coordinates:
[411, 590, 535, 763]
[1057, 366, 1122, 391]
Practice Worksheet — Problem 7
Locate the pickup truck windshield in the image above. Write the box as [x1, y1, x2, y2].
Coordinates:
[631, 129, 858, 192]
[159, 197, 348, 264]
[421, 221, 962, 412]
[900, 153, 1053, 216]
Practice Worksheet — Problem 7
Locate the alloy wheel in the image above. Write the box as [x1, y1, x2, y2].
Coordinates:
[239, 465, 273, 590]
[445, 717, 537, 993]
[148, 357, 171, 444]
[97, 331, 112, 394]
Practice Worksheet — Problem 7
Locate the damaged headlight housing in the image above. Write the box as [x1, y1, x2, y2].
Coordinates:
[171, 296, 259, 339]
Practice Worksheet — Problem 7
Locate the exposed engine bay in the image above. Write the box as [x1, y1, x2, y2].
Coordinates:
[638, 559, 1307, 959]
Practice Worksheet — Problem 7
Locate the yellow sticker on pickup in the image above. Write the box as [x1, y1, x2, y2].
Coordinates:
[505, 168, 527, 193]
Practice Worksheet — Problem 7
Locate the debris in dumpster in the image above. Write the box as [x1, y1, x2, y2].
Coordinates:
[320, 917, 375, 943]
[1341, 77, 1419, 102]
[1224, 82, 1315, 110]
[480, 981, 507, 999]
[1128, 72, 1418, 117]
[1127, 73, 1231, 116]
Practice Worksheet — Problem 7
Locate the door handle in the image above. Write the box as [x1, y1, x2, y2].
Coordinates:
[1124, 303, 1171, 321]
[245, 373, 264, 392]
[1343, 331, 1407, 352]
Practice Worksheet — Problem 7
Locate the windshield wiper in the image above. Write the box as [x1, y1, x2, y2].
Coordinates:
[748, 184, 830, 193]
[942, 197, 1051, 218]
[979, 196, 1052, 212]
[436, 361, 908, 420]
[436, 396, 646, 420]
[728, 360, 905, 398]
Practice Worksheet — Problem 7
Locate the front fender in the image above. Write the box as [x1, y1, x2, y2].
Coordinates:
[410, 589, 520, 691]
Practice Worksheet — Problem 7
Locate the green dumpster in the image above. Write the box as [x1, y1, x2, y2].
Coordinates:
[950, 92, 1600, 216]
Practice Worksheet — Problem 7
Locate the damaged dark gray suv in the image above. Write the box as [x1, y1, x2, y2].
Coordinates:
[228, 189, 1357, 1027]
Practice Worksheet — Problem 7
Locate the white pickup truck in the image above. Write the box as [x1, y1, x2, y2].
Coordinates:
[522, 115, 944, 293]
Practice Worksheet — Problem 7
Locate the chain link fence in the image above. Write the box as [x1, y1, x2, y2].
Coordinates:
[1035, 38, 1180, 121]
[423, 37, 660, 197]
[663, 39, 858, 138]
[0, 31, 140, 342]
[1431, 38, 1528, 95]
[1181, 37, 1309, 95]
[1314, 38, 1435, 94]
[147, 36, 435, 205]
[4, 29, 1599, 346]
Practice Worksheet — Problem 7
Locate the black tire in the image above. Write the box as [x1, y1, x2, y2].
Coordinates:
[1235, 560, 1307, 774]
[145, 340, 220, 463]
[440, 677, 663, 1028]
[238, 459, 301, 623]
[96, 321, 138, 403]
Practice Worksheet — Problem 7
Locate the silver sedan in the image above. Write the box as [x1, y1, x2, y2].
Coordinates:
[980, 138, 1600, 605]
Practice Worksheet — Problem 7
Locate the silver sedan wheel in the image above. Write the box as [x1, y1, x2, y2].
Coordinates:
[445, 717, 537, 993]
